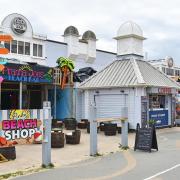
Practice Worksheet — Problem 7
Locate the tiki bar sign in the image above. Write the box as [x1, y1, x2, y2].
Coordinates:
[0, 63, 53, 83]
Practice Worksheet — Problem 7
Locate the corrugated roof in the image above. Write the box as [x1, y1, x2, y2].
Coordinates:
[79, 59, 180, 89]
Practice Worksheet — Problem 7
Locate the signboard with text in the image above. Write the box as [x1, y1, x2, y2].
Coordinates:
[0, 63, 53, 83]
[149, 110, 169, 127]
[0, 109, 43, 144]
[141, 96, 148, 128]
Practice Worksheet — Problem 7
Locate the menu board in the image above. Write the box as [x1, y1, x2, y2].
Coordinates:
[134, 123, 158, 152]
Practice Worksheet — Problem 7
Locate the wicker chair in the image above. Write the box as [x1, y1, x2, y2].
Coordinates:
[65, 130, 81, 144]
[64, 118, 77, 130]
[78, 119, 88, 129]
[104, 123, 117, 136]
[52, 119, 63, 129]
[51, 131, 65, 148]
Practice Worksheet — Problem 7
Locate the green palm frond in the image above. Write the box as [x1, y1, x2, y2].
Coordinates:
[56, 57, 75, 71]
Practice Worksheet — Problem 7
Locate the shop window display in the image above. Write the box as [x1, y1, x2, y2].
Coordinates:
[149, 95, 166, 109]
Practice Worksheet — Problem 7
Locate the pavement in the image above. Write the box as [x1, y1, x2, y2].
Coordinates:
[0, 128, 135, 175]
[1, 127, 180, 180]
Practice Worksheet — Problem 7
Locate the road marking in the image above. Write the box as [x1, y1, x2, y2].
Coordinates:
[79, 150, 136, 180]
[60, 157, 102, 169]
[144, 164, 180, 180]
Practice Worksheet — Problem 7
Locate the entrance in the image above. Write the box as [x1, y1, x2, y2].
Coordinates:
[2, 90, 18, 109]
[1, 83, 44, 110]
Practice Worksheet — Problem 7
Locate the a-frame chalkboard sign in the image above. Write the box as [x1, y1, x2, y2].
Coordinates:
[134, 123, 158, 152]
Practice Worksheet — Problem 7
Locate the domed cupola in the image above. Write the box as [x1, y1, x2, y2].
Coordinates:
[116, 21, 144, 39]
[82, 30, 96, 41]
[64, 26, 79, 37]
[114, 21, 146, 59]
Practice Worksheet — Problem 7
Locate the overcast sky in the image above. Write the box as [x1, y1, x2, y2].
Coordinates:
[1, 0, 180, 64]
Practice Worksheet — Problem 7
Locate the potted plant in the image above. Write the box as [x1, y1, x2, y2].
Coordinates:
[147, 119, 156, 128]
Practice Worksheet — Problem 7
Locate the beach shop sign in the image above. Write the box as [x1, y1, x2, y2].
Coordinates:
[0, 110, 43, 142]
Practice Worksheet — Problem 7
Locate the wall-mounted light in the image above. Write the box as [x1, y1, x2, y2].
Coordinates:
[120, 90, 124, 93]
[95, 90, 99, 94]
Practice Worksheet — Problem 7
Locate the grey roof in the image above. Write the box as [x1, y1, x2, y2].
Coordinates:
[82, 30, 96, 40]
[79, 59, 180, 89]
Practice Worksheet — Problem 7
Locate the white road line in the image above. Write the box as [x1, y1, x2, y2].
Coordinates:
[144, 164, 180, 180]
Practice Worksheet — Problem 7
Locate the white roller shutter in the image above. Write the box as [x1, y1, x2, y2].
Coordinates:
[96, 94, 127, 119]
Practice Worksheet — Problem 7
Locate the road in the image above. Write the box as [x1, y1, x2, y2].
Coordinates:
[13, 129, 180, 180]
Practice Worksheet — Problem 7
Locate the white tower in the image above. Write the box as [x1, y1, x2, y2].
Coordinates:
[63, 26, 79, 59]
[114, 21, 146, 59]
[82, 30, 96, 63]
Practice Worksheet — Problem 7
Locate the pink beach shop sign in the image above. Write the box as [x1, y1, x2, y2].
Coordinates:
[0, 109, 43, 144]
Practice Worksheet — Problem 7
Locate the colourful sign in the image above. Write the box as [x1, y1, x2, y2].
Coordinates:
[0, 109, 43, 144]
[0, 63, 53, 83]
[158, 88, 172, 94]
[176, 94, 180, 120]
[0, 35, 13, 42]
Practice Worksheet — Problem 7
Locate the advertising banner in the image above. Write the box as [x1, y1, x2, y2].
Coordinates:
[149, 110, 169, 127]
[0, 62, 53, 83]
[0, 109, 43, 144]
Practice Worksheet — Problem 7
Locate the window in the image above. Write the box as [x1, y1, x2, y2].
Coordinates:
[38, 44, 42, 57]
[18, 41, 24, 54]
[4, 41, 10, 51]
[166, 68, 174, 76]
[33, 43, 43, 57]
[33, 44, 37, 56]
[25, 42, 30, 55]
[162, 67, 166, 73]
[175, 70, 180, 76]
[11, 40, 17, 53]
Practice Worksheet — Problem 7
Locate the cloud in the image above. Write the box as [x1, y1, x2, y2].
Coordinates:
[0, 0, 180, 64]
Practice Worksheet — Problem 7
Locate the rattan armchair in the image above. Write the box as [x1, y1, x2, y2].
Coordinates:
[65, 130, 81, 144]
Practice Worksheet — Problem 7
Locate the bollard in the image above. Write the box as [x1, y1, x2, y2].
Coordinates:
[90, 102, 98, 156]
[121, 120, 128, 147]
[121, 107, 128, 148]
[42, 101, 52, 167]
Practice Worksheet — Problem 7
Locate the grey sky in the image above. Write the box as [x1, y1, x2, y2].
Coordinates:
[0, 0, 180, 65]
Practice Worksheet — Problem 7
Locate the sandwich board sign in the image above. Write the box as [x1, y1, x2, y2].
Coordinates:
[134, 123, 158, 152]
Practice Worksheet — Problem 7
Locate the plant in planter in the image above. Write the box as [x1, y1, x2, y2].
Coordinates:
[147, 119, 156, 128]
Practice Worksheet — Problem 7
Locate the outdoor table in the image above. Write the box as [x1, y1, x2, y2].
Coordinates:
[51, 128, 63, 133]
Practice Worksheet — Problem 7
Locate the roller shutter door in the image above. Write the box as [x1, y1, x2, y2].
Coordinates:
[96, 94, 127, 118]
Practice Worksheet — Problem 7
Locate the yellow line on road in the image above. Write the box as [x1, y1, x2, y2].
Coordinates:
[61, 157, 102, 169]
[79, 150, 136, 180]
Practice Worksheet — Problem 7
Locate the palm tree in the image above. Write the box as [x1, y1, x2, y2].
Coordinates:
[56, 57, 75, 89]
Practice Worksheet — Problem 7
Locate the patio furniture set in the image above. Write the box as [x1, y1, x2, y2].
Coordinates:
[51, 118, 128, 148]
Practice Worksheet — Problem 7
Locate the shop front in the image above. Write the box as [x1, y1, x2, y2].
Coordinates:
[147, 87, 176, 127]
[0, 61, 53, 110]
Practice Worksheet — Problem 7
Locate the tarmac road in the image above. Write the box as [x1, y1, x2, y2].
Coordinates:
[13, 129, 180, 180]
